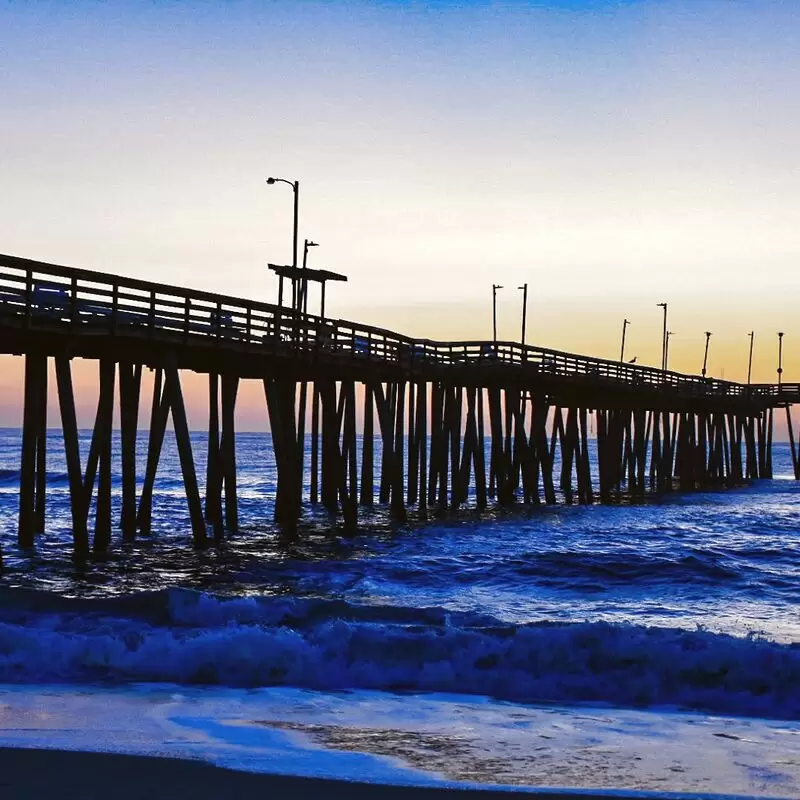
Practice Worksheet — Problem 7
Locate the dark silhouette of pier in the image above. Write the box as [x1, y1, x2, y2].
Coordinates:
[1, 252, 798, 562]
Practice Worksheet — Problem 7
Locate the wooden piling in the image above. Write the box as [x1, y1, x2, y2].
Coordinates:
[55, 355, 89, 554]
[93, 358, 115, 553]
[119, 361, 141, 543]
[205, 372, 223, 537]
[221, 373, 239, 532]
[165, 362, 207, 548]
[18, 350, 46, 547]
[360, 383, 374, 506]
[137, 368, 168, 535]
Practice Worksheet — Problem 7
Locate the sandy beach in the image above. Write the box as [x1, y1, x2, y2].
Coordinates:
[0, 746, 767, 800]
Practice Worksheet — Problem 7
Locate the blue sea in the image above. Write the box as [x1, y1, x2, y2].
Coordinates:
[0, 428, 798, 797]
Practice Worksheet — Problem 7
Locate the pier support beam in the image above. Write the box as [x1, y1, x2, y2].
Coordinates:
[18, 350, 47, 547]
[119, 361, 142, 543]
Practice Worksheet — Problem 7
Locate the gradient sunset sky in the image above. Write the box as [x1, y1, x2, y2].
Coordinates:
[1, 0, 798, 427]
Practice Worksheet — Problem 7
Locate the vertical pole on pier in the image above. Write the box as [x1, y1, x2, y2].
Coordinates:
[407, 383, 419, 506]
[696, 412, 708, 488]
[360, 383, 374, 506]
[417, 381, 429, 511]
[18, 351, 46, 547]
[456, 386, 475, 506]
[473, 386, 487, 508]
[320, 379, 340, 512]
[221, 373, 239, 532]
[487, 387, 504, 502]
[33, 358, 48, 534]
[786, 406, 800, 479]
[205, 372, 223, 538]
[341, 380, 358, 524]
[55, 355, 89, 554]
[577, 407, 593, 504]
[561, 408, 578, 501]
[527, 396, 544, 504]
[487, 387, 502, 499]
[595, 409, 608, 501]
[727, 414, 741, 484]
[406, 381, 419, 506]
[165, 363, 207, 548]
[744, 415, 758, 480]
[448, 386, 463, 508]
[296, 381, 308, 506]
[119, 362, 142, 542]
[310, 383, 321, 504]
[137, 368, 168, 535]
[392, 381, 407, 520]
[650, 410, 661, 490]
[265, 378, 299, 529]
[93, 359, 116, 553]
[509, 390, 526, 498]
[632, 410, 646, 494]
[515, 391, 531, 503]
[536, 404, 556, 505]
[660, 412, 673, 492]
[427, 381, 444, 507]
[764, 408, 774, 479]
[377, 383, 393, 504]
[718, 413, 729, 484]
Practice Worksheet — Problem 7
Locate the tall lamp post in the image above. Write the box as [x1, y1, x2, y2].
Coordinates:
[657, 302, 668, 370]
[778, 332, 785, 388]
[492, 284, 503, 344]
[747, 331, 755, 385]
[702, 331, 712, 378]
[620, 319, 630, 363]
[518, 283, 528, 348]
[266, 176, 299, 306]
[665, 331, 674, 372]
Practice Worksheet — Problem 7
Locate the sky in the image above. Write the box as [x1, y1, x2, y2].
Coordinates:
[1, 0, 799, 429]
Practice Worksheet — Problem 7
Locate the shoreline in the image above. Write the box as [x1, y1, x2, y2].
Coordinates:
[0, 747, 777, 800]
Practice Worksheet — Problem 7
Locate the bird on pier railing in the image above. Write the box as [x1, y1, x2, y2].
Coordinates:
[628, 356, 637, 364]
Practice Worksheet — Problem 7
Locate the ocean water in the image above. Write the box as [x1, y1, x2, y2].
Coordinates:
[0, 428, 798, 797]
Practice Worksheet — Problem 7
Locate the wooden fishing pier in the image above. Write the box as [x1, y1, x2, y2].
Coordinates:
[1, 253, 798, 560]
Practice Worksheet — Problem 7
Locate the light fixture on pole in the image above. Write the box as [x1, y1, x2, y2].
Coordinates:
[702, 331, 712, 378]
[778, 332, 785, 388]
[301, 239, 319, 315]
[518, 283, 528, 348]
[492, 284, 503, 344]
[620, 319, 630, 363]
[657, 303, 668, 370]
[747, 331, 755, 385]
[266, 176, 300, 307]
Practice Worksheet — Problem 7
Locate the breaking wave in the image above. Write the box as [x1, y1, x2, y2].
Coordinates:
[0, 587, 796, 720]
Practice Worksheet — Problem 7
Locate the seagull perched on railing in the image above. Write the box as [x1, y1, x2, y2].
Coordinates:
[628, 356, 637, 363]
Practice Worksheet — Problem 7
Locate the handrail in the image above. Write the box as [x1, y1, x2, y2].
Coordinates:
[0, 252, 794, 404]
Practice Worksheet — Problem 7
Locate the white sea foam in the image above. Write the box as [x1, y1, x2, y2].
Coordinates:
[0, 683, 796, 797]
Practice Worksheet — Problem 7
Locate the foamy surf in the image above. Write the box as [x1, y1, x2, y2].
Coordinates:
[0, 683, 796, 797]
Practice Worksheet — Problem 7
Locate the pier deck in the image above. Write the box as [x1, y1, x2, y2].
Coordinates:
[0, 253, 798, 559]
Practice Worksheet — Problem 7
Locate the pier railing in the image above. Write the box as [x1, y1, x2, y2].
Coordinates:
[0, 253, 794, 403]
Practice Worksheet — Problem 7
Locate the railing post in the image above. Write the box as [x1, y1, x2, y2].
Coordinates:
[70, 276, 78, 328]
[148, 289, 156, 335]
[111, 283, 119, 335]
[24, 268, 32, 328]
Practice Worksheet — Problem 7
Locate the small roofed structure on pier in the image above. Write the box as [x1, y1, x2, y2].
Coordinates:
[268, 263, 347, 319]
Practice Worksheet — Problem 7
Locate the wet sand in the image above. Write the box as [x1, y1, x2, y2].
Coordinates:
[0, 746, 744, 799]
